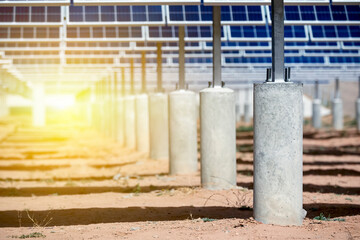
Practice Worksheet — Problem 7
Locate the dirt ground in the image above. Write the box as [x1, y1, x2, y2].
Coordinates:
[0, 117, 359, 240]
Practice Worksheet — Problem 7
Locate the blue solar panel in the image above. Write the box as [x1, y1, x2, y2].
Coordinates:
[0, 6, 61, 22]
[147, 26, 226, 41]
[229, 25, 308, 41]
[167, 5, 265, 25]
[69, 5, 164, 24]
[66, 26, 143, 39]
[329, 56, 360, 63]
[268, 5, 360, 24]
[311, 25, 360, 40]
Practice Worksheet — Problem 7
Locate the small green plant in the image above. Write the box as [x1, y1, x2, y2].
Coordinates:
[9, 232, 46, 239]
[314, 213, 345, 222]
[236, 126, 253, 132]
[132, 184, 141, 195]
[202, 218, 216, 222]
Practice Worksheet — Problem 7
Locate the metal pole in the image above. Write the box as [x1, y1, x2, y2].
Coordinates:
[141, 51, 147, 93]
[178, 26, 185, 90]
[212, 6, 222, 87]
[335, 78, 340, 99]
[121, 67, 126, 96]
[156, 42, 162, 92]
[271, 0, 285, 82]
[315, 80, 320, 99]
[130, 58, 134, 95]
[358, 76, 360, 98]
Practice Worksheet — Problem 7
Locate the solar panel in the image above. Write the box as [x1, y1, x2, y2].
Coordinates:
[267, 5, 360, 25]
[332, 0, 360, 5]
[0, 6, 61, 24]
[66, 26, 144, 41]
[167, 5, 265, 25]
[68, 5, 165, 26]
[147, 26, 227, 41]
[73, 0, 200, 5]
[0, 0, 69, 6]
[203, 0, 329, 5]
[310, 25, 360, 41]
[229, 25, 308, 41]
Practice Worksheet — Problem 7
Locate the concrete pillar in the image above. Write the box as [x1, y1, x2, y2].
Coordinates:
[135, 93, 150, 154]
[312, 99, 322, 129]
[116, 97, 125, 146]
[32, 82, 46, 127]
[124, 95, 136, 149]
[254, 82, 305, 226]
[332, 98, 343, 130]
[356, 77, 360, 131]
[149, 93, 169, 160]
[356, 98, 360, 131]
[332, 78, 343, 130]
[169, 90, 198, 175]
[200, 87, 236, 189]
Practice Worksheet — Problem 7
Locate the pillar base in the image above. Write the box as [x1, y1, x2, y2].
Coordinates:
[135, 94, 150, 154]
[149, 93, 169, 160]
[200, 87, 236, 190]
[169, 90, 198, 175]
[332, 98, 343, 130]
[312, 99, 322, 129]
[124, 96, 136, 149]
[253, 82, 305, 226]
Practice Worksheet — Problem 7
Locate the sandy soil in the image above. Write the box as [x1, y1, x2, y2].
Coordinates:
[0, 118, 359, 239]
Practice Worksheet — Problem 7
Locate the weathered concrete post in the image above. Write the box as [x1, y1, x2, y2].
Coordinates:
[200, 6, 236, 189]
[125, 60, 136, 149]
[32, 82, 46, 127]
[243, 86, 251, 123]
[253, 0, 305, 226]
[135, 52, 150, 154]
[332, 78, 343, 130]
[312, 81, 322, 129]
[169, 26, 198, 175]
[356, 77, 360, 131]
[149, 42, 169, 160]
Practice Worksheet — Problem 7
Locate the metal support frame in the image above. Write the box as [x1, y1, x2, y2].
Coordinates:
[212, 6, 222, 87]
[178, 26, 186, 90]
[335, 77, 340, 98]
[271, 0, 285, 82]
[156, 42, 163, 92]
[141, 51, 147, 93]
[358, 76, 360, 98]
[130, 58, 135, 95]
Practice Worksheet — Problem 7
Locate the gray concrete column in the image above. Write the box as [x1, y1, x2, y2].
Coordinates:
[200, 87, 236, 189]
[312, 99, 322, 129]
[356, 77, 360, 131]
[332, 98, 343, 130]
[149, 93, 168, 160]
[32, 82, 46, 127]
[117, 97, 125, 146]
[254, 82, 305, 226]
[332, 78, 343, 130]
[169, 90, 198, 175]
[135, 93, 150, 154]
[124, 95, 136, 149]
[356, 98, 360, 131]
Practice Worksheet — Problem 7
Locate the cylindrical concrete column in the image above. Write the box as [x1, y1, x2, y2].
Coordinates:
[32, 82, 46, 127]
[149, 92, 169, 160]
[312, 99, 322, 129]
[332, 98, 343, 130]
[357, 99, 360, 131]
[124, 95, 136, 149]
[253, 82, 305, 226]
[135, 93, 150, 154]
[243, 103, 251, 123]
[169, 90, 198, 175]
[200, 87, 236, 190]
[117, 97, 125, 146]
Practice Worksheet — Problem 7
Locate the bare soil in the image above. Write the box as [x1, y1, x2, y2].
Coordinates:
[0, 118, 359, 239]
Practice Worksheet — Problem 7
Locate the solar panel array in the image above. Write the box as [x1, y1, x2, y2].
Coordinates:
[0, 1, 359, 88]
